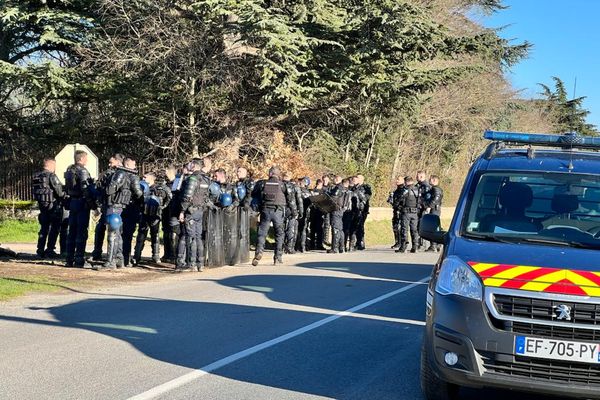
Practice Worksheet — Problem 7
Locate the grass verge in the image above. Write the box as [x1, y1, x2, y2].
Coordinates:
[365, 216, 453, 247]
[0, 219, 40, 243]
[0, 276, 66, 301]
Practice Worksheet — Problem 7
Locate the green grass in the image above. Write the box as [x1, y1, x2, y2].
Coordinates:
[0, 219, 40, 243]
[0, 276, 65, 301]
[365, 217, 453, 247]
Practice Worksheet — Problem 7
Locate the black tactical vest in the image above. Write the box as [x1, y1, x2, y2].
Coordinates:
[191, 173, 211, 207]
[32, 171, 54, 207]
[404, 186, 420, 209]
[263, 178, 286, 206]
[111, 170, 133, 206]
[65, 165, 83, 197]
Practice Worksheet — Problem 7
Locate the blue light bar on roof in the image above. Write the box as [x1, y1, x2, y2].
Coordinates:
[484, 130, 600, 149]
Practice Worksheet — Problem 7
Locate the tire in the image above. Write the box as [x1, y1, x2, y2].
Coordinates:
[420, 338, 460, 400]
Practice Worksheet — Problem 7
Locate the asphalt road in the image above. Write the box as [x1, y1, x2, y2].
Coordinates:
[0, 249, 549, 400]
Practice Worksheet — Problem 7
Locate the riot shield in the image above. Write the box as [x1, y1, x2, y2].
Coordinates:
[308, 193, 338, 214]
[205, 208, 225, 267]
[237, 208, 251, 264]
[223, 207, 239, 266]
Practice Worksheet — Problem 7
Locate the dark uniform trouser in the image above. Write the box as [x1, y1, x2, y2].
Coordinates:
[348, 211, 360, 250]
[309, 209, 324, 249]
[418, 210, 429, 249]
[121, 205, 140, 266]
[355, 210, 367, 248]
[169, 214, 182, 263]
[65, 198, 90, 265]
[392, 209, 401, 246]
[296, 214, 308, 251]
[37, 207, 61, 255]
[106, 207, 124, 266]
[177, 209, 204, 268]
[255, 207, 285, 258]
[342, 211, 353, 251]
[401, 211, 419, 250]
[135, 214, 161, 261]
[92, 208, 107, 259]
[284, 211, 298, 252]
[60, 209, 69, 254]
[162, 208, 173, 259]
[330, 211, 344, 253]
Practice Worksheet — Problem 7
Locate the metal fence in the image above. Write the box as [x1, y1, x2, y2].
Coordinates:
[0, 159, 156, 202]
[0, 159, 35, 201]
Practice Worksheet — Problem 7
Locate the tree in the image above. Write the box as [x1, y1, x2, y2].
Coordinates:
[538, 76, 596, 135]
[0, 0, 95, 157]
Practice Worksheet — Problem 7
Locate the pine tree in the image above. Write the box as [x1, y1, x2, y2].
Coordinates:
[538, 76, 596, 135]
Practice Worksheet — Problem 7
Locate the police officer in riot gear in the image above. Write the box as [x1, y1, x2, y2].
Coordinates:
[97, 158, 144, 270]
[33, 158, 65, 259]
[120, 158, 144, 267]
[295, 177, 311, 253]
[321, 175, 332, 245]
[176, 159, 213, 272]
[416, 170, 431, 250]
[167, 164, 190, 264]
[388, 176, 405, 249]
[92, 154, 124, 261]
[396, 176, 420, 253]
[352, 174, 372, 251]
[161, 165, 178, 261]
[133, 172, 172, 264]
[236, 167, 254, 263]
[328, 175, 349, 254]
[341, 178, 354, 252]
[282, 172, 303, 254]
[252, 166, 297, 266]
[64, 150, 93, 268]
[424, 175, 443, 252]
[309, 179, 326, 250]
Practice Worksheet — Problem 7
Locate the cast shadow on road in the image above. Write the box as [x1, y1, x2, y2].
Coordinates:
[207, 262, 431, 323]
[0, 262, 549, 400]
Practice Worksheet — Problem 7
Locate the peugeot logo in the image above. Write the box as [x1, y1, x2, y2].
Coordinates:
[553, 304, 572, 321]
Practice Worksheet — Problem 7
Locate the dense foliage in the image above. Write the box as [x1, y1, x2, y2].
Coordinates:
[0, 0, 596, 204]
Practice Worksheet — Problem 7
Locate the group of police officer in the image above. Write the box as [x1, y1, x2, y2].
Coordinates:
[388, 171, 443, 253]
[32, 150, 375, 270]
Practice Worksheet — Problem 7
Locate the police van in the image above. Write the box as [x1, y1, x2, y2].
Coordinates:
[419, 131, 600, 399]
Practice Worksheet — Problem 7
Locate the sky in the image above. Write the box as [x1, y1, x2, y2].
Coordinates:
[482, 0, 600, 128]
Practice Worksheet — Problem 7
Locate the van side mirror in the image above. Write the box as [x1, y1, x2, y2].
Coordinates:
[419, 214, 447, 244]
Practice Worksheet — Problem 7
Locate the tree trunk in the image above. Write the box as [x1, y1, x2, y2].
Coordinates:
[392, 128, 407, 179]
[189, 76, 198, 157]
[364, 115, 381, 169]
[344, 138, 352, 163]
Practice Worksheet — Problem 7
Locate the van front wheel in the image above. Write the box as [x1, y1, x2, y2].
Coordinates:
[420, 339, 459, 400]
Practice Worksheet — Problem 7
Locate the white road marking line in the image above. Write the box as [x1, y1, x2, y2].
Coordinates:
[347, 313, 426, 326]
[128, 277, 429, 400]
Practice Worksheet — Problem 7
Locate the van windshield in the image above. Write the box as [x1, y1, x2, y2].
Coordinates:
[461, 172, 600, 249]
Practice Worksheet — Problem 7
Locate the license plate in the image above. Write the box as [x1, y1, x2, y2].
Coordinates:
[515, 336, 600, 364]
